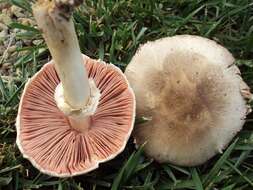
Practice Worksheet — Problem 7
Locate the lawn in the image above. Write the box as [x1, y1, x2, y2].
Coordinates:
[0, 0, 253, 189]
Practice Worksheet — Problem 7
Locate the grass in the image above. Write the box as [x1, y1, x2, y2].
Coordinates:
[0, 0, 253, 189]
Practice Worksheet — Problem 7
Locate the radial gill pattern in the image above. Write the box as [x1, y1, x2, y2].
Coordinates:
[16, 57, 135, 177]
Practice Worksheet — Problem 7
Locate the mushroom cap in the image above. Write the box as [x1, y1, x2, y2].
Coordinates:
[16, 55, 135, 177]
[125, 35, 251, 166]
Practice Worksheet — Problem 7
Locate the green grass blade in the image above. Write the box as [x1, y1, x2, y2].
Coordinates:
[190, 168, 203, 190]
[158, 179, 195, 190]
[163, 165, 177, 184]
[221, 184, 236, 190]
[0, 75, 8, 100]
[0, 176, 12, 186]
[226, 161, 253, 187]
[4, 81, 26, 107]
[111, 144, 145, 190]
[168, 164, 190, 176]
[10, 0, 32, 12]
[203, 139, 238, 188]
[0, 165, 22, 174]
[9, 22, 40, 33]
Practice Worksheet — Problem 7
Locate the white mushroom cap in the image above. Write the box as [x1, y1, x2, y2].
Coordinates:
[125, 35, 252, 166]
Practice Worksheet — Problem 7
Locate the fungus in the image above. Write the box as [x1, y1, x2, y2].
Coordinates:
[125, 35, 252, 166]
[16, 0, 135, 177]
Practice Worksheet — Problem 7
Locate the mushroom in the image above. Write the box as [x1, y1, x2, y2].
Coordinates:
[125, 35, 252, 166]
[16, 0, 135, 177]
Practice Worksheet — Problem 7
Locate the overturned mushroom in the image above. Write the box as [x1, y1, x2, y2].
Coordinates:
[125, 35, 252, 166]
[16, 0, 135, 177]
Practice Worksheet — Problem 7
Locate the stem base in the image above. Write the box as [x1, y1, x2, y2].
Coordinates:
[68, 116, 91, 133]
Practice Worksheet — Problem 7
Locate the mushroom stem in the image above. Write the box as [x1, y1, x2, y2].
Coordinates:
[32, 0, 90, 109]
[68, 116, 91, 133]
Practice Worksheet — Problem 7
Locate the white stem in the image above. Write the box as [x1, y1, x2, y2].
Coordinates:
[33, 0, 90, 109]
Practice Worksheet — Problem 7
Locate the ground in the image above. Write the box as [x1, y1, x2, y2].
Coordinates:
[0, 0, 253, 189]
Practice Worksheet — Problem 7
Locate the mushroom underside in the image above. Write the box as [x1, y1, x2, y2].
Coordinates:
[16, 58, 135, 177]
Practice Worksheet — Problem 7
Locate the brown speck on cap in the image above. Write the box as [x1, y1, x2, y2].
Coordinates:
[125, 35, 252, 166]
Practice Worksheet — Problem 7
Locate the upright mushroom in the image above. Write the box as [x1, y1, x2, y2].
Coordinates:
[16, 0, 135, 177]
[125, 35, 252, 166]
